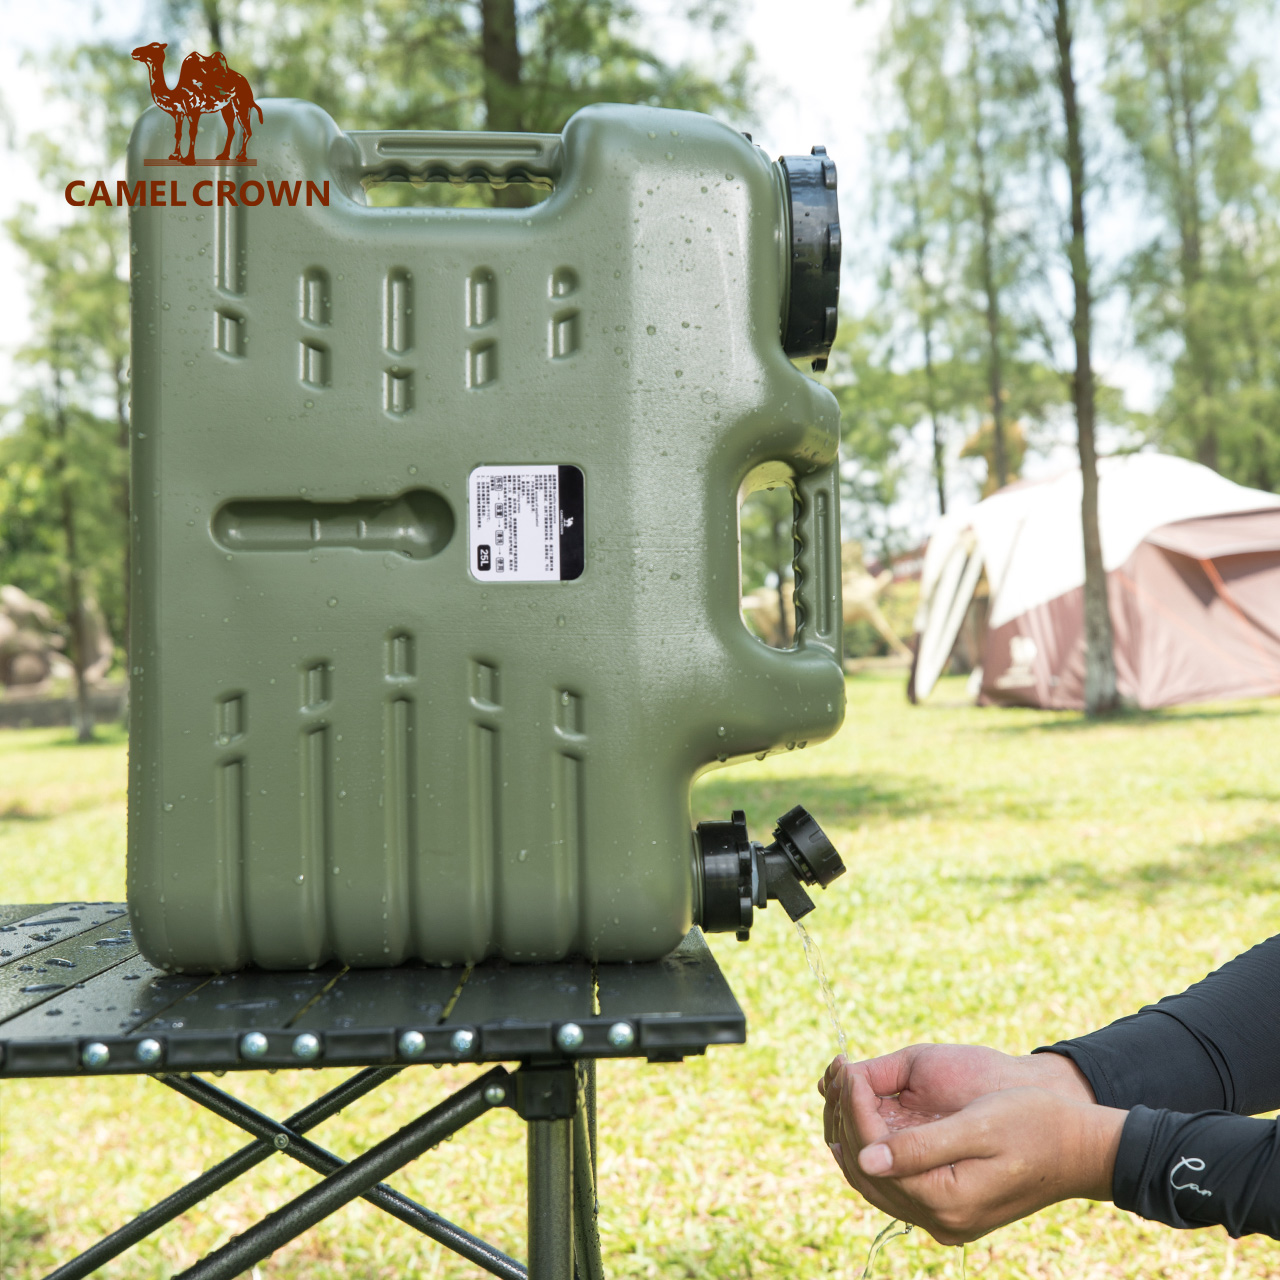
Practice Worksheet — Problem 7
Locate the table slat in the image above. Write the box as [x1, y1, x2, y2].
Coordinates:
[0, 904, 61, 929]
[0, 903, 130, 968]
[135, 969, 338, 1034]
[0, 918, 137, 1022]
[0, 957, 201, 1041]
[444, 960, 594, 1059]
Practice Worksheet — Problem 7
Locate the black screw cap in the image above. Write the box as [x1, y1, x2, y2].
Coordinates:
[779, 145, 841, 370]
[771, 806, 845, 888]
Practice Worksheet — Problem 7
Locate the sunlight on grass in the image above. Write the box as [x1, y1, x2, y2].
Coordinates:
[2, 677, 1278, 1277]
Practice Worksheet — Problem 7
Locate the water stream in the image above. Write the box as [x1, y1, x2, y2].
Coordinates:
[796, 921, 908, 1276]
[796, 920, 969, 1279]
[795, 920, 848, 1057]
[858, 1218, 914, 1279]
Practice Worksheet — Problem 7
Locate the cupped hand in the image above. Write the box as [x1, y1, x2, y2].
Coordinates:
[823, 1066, 1125, 1245]
[818, 1043, 1095, 1142]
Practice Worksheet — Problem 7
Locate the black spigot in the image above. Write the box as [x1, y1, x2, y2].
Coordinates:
[697, 805, 844, 941]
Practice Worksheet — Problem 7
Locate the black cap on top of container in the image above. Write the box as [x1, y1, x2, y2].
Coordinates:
[779, 145, 841, 371]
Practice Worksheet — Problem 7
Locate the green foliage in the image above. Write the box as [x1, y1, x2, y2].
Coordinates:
[1, 201, 130, 662]
[739, 484, 794, 598]
[822, 316, 918, 559]
[1106, 0, 1280, 488]
[838, 0, 1082, 543]
[0, 397, 124, 637]
[161, 0, 754, 134]
[851, 0, 1280, 565]
[1, 37, 142, 670]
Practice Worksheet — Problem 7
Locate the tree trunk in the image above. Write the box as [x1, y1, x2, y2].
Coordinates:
[910, 184, 947, 515]
[1148, 21, 1217, 472]
[203, 0, 224, 51]
[1053, 0, 1117, 716]
[480, 0, 533, 209]
[50, 369, 95, 743]
[968, 37, 1009, 490]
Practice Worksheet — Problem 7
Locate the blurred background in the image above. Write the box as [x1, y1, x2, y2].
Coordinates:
[3, 0, 1280, 720]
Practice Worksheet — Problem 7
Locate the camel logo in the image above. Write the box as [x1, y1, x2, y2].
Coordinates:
[63, 44, 330, 208]
[131, 41, 262, 166]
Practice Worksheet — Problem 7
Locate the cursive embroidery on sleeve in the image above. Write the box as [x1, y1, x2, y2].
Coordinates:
[1170, 1156, 1212, 1197]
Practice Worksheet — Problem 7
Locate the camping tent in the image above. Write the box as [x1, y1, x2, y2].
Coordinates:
[910, 454, 1280, 710]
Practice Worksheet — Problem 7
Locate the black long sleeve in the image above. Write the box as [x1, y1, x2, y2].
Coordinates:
[1033, 932, 1280, 1239]
[1035, 932, 1280, 1115]
[1113, 1107, 1280, 1238]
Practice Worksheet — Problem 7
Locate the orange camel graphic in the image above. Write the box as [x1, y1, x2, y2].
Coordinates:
[132, 42, 262, 164]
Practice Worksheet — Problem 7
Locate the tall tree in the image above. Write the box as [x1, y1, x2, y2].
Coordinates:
[873, 0, 1052, 512]
[964, 9, 1011, 489]
[166, 0, 754, 135]
[954, 0, 1044, 492]
[873, 0, 960, 515]
[1, 341, 124, 740]
[5, 44, 148, 685]
[1106, 0, 1280, 487]
[824, 315, 921, 564]
[1045, 0, 1118, 714]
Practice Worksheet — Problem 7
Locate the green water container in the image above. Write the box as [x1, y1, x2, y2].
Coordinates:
[126, 99, 845, 970]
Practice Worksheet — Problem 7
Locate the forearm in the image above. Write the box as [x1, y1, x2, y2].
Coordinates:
[1035, 932, 1280, 1115]
[1114, 1107, 1280, 1239]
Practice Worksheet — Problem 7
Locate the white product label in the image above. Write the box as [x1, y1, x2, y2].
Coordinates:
[468, 465, 584, 582]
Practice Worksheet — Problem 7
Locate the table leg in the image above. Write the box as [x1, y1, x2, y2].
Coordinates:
[44, 1066, 401, 1280]
[573, 1076, 604, 1280]
[176, 1065, 510, 1280]
[528, 1116, 574, 1280]
[163, 1071, 526, 1280]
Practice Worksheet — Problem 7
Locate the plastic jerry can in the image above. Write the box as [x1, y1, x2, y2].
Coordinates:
[125, 99, 845, 970]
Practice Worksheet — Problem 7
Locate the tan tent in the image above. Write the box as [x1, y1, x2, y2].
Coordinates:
[911, 454, 1280, 710]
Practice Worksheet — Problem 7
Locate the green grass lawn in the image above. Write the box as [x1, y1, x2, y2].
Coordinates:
[2, 675, 1279, 1278]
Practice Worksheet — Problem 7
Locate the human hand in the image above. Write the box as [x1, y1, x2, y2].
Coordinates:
[824, 1066, 1125, 1245]
[818, 1043, 1094, 1139]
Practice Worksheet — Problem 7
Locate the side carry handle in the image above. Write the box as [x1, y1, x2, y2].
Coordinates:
[790, 464, 842, 657]
[346, 130, 564, 191]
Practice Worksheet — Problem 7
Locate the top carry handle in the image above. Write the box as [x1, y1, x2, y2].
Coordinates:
[345, 130, 564, 191]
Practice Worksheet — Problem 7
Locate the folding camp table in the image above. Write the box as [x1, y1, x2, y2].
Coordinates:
[0, 903, 745, 1280]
